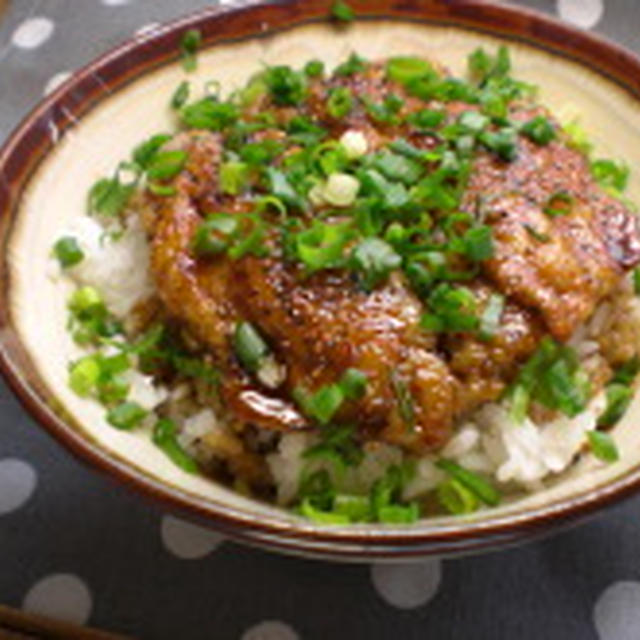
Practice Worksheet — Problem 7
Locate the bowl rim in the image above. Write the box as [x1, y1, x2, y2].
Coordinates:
[2, 0, 640, 560]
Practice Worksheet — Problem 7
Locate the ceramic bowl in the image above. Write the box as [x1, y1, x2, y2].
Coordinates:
[2, 0, 640, 561]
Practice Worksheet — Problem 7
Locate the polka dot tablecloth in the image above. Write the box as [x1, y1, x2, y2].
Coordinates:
[1, 1, 640, 638]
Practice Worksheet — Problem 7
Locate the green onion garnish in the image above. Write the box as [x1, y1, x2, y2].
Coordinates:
[219, 161, 249, 196]
[386, 56, 434, 86]
[53, 236, 84, 268]
[588, 430, 620, 463]
[339, 368, 368, 400]
[349, 237, 401, 291]
[233, 322, 269, 373]
[437, 478, 480, 515]
[170, 81, 190, 109]
[523, 224, 550, 243]
[520, 115, 556, 145]
[479, 293, 504, 341]
[331, 0, 355, 23]
[327, 86, 353, 119]
[180, 29, 202, 72]
[69, 356, 101, 397]
[634, 267, 640, 295]
[598, 383, 633, 428]
[304, 59, 325, 77]
[106, 401, 148, 431]
[146, 150, 188, 181]
[191, 214, 238, 258]
[264, 65, 307, 106]
[153, 418, 199, 473]
[180, 98, 238, 131]
[591, 158, 629, 192]
[436, 459, 501, 506]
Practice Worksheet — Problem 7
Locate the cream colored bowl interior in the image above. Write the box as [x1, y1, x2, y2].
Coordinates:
[9, 20, 640, 533]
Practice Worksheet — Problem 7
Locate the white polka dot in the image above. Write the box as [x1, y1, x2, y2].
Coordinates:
[43, 71, 72, 96]
[11, 17, 55, 50]
[23, 574, 92, 625]
[371, 558, 442, 609]
[0, 458, 37, 515]
[241, 621, 299, 640]
[557, 0, 604, 29]
[160, 515, 224, 559]
[134, 22, 161, 38]
[594, 581, 640, 640]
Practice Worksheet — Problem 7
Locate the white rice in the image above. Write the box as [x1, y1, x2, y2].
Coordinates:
[62, 215, 154, 317]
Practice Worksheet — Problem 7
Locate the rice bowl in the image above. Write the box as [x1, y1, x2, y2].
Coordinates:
[4, 2, 640, 558]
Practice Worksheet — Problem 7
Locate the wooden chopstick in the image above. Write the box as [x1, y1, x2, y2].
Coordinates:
[0, 605, 133, 640]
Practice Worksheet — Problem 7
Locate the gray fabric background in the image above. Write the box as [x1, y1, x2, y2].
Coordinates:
[1, 2, 640, 639]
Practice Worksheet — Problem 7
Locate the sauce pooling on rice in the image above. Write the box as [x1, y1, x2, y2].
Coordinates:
[55, 40, 640, 524]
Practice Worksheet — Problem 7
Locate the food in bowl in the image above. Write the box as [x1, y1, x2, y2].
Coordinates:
[50, 38, 640, 525]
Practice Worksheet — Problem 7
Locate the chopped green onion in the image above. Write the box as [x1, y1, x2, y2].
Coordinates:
[333, 495, 371, 521]
[106, 401, 148, 431]
[563, 119, 593, 155]
[233, 322, 269, 373]
[588, 430, 620, 463]
[591, 158, 629, 192]
[634, 267, 640, 295]
[180, 98, 238, 131]
[598, 383, 633, 428]
[340, 368, 368, 400]
[53, 236, 84, 268]
[331, 0, 355, 23]
[349, 237, 401, 291]
[407, 109, 446, 130]
[69, 356, 101, 397]
[436, 459, 501, 506]
[264, 65, 307, 106]
[132, 134, 172, 169]
[377, 503, 420, 524]
[300, 498, 350, 524]
[87, 174, 135, 217]
[294, 220, 354, 273]
[370, 150, 423, 185]
[219, 161, 249, 195]
[363, 94, 404, 125]
[304, 59, 325, 77]
[327, 86, 353, 118]
[437, 478, 480, 515]
[543, 191, 573, 218]
[191, 214, 238, 257]
[180, 29, 202, 72]
[421, 284, 478, 333]
[153, 418, 199, 473]
[369, 464, 418, 523]
[458, 110, 489, 133]
[459, 225, 494, 261]
[333, 52, 366, 77]
[386, 56, 434, 86]
[146, 150, 188, 181]
[266, 167, 304, 210]
[479, 128, 518, 161]
[479, 293, 504, 340]
[303, 424, 363, 469]
[170, 81, 190, 109]
[294, 384, 345, 425]
[523, 223, 550, 243]
[507, 337, 589, 422]
[390, 372, 415, 430]
[148, 183, 177, 197]
[68, 286, 102, 315]
[611, 357, 640, 386]
[520, 115, 556, 145]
